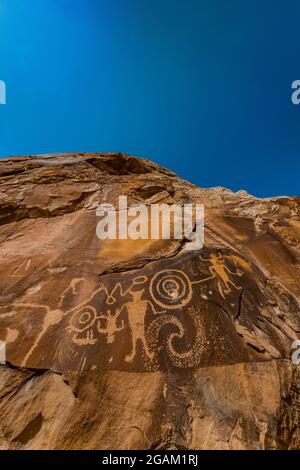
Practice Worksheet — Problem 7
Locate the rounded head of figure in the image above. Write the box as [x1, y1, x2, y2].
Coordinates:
[211, 252, 223, 263]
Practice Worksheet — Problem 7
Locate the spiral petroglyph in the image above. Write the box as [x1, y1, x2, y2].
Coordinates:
[62, 269, 205, 368]
[1, 153, 300, 450]
[150, 269, 193, 309]
[0, 253, 249, 371]
[67, 306, 98, 345]
[147, 305, 205, 368]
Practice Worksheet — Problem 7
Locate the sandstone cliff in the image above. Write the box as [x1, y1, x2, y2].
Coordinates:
[0, 152, 299, 450]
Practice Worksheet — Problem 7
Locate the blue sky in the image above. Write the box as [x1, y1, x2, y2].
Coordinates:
[0, 0, 299, 196]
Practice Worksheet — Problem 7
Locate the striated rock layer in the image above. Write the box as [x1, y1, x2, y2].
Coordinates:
[0, 152, 299, 450]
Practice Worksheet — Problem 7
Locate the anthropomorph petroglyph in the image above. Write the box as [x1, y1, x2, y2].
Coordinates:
[68, 304, 125, 346]
[122, 288, 161, 362]
[0, 265, 215, 368]
[121, 269, 195, 363]
[97, 308, 125, 344]
[193, 252, 243, 298]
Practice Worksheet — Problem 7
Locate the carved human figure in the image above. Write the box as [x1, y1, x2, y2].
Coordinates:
[195, 253, 243, 298]
[123, 289, 159, 363]
[97, 308, 125, 344]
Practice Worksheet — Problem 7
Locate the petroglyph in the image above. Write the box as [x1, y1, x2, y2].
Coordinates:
[0, 253, 246, 370]
[68, 306, 99, 345]
[97, 308, 125, 344]
[124, 290, 155, 362]
[20, 303, 63, 366]
[194, 252, 243, 298]
[147, 305, 205, 368]
[150, 269, 192, 309]
[66, 272, 195, 365]
[12, 259, 31, 277]
[59, 278, 83, 308]
[97, 275, 149, 305]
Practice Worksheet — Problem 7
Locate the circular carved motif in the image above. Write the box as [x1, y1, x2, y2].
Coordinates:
[149, 269, 192, 309]
[69, 306, 97, 333]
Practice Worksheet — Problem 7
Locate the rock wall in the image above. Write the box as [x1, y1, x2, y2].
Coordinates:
[0, 153, 299, 449]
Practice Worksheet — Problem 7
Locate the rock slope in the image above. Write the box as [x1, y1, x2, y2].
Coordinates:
[0, 152, 299, 450]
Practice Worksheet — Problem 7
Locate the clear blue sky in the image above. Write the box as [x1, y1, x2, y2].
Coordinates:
[0, 0, 299, 196]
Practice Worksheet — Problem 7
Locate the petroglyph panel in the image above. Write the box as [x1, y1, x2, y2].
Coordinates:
[0, 249, 288, 373]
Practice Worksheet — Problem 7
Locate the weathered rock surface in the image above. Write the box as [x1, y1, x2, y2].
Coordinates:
[0, 152, 299, 449]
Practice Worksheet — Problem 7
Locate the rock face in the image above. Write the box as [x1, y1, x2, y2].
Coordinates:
[0, 152, 299, 450]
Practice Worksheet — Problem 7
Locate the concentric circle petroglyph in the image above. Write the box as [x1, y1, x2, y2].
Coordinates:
[149, 269, 192, 309]
[69, 306, 97, 333]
